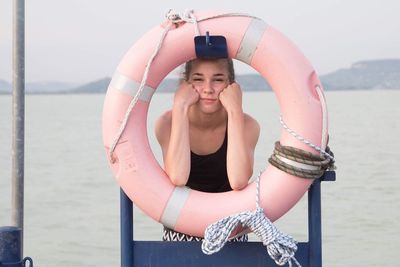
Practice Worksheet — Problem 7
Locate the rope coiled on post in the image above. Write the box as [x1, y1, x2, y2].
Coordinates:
[202, 120, 335, 265]
[268, 141, 335, 179]
[202, 173, 301, 267]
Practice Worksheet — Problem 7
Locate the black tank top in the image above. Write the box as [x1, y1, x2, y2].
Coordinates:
[186, 130, 231, 193]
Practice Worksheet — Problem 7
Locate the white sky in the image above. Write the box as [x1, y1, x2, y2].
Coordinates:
[0, 0, 399, 83]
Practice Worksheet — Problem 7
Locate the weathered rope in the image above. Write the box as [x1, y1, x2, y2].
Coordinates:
[269, 141, 335, 179]
[202, 172, 301, 267]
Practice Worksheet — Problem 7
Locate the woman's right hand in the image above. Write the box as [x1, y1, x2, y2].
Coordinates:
[174, 81, 199, 109]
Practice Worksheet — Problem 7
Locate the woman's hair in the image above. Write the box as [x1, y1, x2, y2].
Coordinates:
[181, 58, 235, 83]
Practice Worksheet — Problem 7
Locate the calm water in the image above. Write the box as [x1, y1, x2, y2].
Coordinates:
[0, 90, 399, 266]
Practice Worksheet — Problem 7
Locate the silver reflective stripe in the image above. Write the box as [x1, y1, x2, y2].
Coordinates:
[236, 18, 268, 64]
[160, 186, 191, 230]
[110, 72, 155, 102]
[276, 155, 320, 171]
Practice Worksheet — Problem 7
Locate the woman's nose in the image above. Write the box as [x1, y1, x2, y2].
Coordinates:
[202, 81, 214, 94]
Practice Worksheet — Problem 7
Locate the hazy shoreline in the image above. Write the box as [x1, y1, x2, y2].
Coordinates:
[1, 59, 400, 94]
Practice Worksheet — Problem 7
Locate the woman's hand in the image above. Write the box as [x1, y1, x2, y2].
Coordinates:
[174, 80, 199, 109]
[219, 82, 243, 113]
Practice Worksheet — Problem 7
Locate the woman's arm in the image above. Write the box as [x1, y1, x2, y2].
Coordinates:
[219, 83, 260, 190]
[155, 81, 199, 186]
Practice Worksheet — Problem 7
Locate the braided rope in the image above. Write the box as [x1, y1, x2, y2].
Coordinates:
[269, 155, 322, 179]
[166, 9, 260, 25]
[269, 141, 335, 179]
[202, 173, 301, 267]
[109, 10, 202, 161]
[108, 20, 173, 161]
[279, 116, 335, 162]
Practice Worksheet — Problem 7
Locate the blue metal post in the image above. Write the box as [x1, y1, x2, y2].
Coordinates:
[0, 1, 28, 266]
[308, 171, 336, 267]
[308, 179, 322, 267]
[0, 226, 22, 266]
[11, 0, 25, 235]
[120, 189, 133, 267]
[1, 2, 32, 266]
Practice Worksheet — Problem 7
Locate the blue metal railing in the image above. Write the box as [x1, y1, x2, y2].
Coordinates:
[120, 171, 335, 267]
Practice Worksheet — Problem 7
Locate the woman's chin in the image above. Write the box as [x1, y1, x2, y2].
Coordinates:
[199, 105, 223, 114]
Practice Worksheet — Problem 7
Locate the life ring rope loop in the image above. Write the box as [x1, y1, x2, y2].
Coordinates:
[103, 10, 334, 267]
[108, 16, 175, 162]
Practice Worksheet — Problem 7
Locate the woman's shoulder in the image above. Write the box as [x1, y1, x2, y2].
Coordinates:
[243, 113, 260, 129]
[157, 110, 172, 124]
[243, 113, 260, 141]
[155, 110, 172, 143]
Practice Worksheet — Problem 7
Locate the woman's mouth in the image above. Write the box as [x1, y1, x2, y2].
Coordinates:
[200, 98, 217, 104]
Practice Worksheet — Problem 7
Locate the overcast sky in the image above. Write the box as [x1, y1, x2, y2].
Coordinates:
[0, 0, 399, 83]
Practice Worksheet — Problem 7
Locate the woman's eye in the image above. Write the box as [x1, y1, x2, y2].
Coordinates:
[193, 78, 203, 82]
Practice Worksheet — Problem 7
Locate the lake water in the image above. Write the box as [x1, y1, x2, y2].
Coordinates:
[1, 90, 399, 266]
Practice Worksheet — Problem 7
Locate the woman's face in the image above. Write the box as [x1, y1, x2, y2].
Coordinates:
[188, 59, 230, 114]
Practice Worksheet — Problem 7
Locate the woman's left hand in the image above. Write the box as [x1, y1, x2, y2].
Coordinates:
[219, 82, 243, 113]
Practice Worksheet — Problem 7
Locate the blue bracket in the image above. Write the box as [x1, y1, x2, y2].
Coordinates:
[120, 171, 336, 267]
[194, 31, 228, 59]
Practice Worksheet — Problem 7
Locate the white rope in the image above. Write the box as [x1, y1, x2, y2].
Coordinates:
[108, 10, 259, 161]
[279, 116, 335, 162]
[166, 9, 260, 28]
[202, 172, 301, 267]
[109, 10, 203, 161]
[108, 20, 173, 162]
[196, 12, 260, 23]
[166, 9, 201, 36]
[109, 10, 200, 161]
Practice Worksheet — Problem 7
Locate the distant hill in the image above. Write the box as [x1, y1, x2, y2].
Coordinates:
[64, 78, 111, 94]
[63, 74, 272, 94]
[321, 59, 400, 90]
[1, 59, 399, 94]
[0, 80, 78, 94]
[60, 77, 182, 94]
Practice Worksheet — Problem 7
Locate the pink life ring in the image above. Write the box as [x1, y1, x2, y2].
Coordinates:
[102, 11, 328, 237]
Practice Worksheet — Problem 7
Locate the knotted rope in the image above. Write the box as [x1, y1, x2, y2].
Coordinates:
[202, 172, 301, 267]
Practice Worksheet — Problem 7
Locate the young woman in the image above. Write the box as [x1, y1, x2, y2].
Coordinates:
[155, 58, 260, 241]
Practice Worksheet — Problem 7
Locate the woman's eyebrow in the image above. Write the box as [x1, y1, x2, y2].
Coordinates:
[192, 73, 204, 76]
[191, 73, 226, 77]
